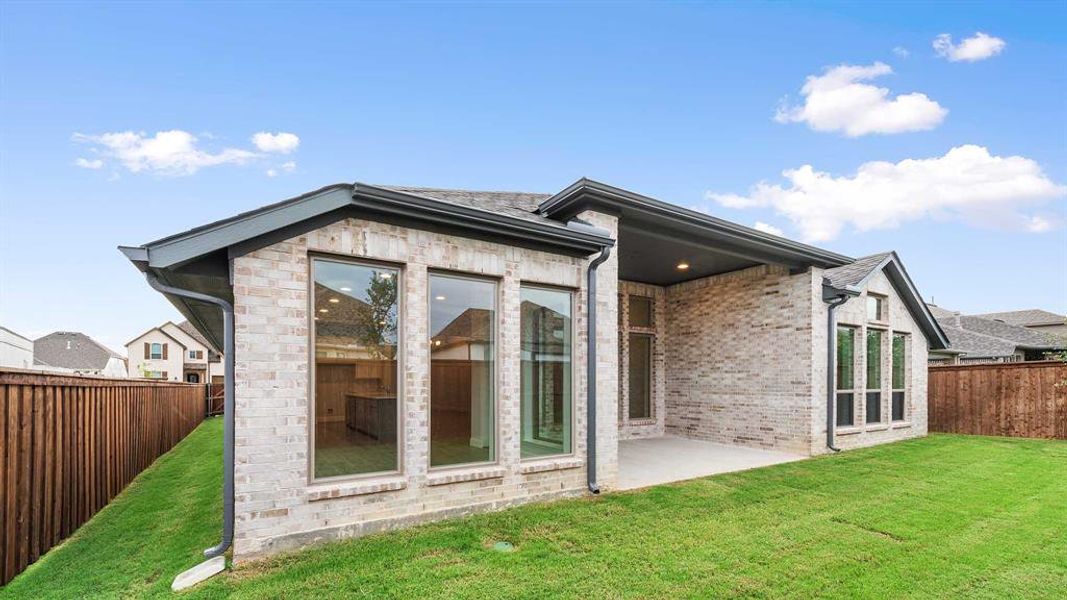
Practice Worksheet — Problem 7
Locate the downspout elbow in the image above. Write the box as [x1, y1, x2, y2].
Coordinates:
[586, 245, 612, 495]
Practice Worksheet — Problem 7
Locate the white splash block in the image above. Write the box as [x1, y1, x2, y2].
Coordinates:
[172, 555, 226, 591]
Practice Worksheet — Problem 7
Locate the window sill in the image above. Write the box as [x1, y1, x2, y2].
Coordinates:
[891, 421, 912, 429]
[625, 418, 657, 426]
[865, 423, 889, 432]
[307, 475, 406, 502]
[426, 465, 506, 487]
[519, 457, 584, 474]
[835, 426, 862, 436]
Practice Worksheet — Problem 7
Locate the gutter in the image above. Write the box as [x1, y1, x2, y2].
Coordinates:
[585, 244, 611, 494]
[144, 273, 236, 561]
[822, 282, 859, 453]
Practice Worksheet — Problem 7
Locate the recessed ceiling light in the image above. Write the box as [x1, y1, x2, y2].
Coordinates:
[435, 295, 446, 301]
[379, 273, 392, 280]
[328, 298, 340, 303]
[339, 286, 352, 292]
[434, 340, 441, 346]
[676, 261, 690, 271]
[319, 308, 328, 313]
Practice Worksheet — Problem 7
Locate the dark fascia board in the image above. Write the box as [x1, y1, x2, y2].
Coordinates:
[127, 182, 613, 270]
[823, 251, 950, 350]
[538, 178, 852, 268]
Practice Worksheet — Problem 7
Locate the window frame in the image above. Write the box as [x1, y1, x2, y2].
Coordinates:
[627, 332, 654, 420]
[426, 269, 501, 472]
[865, 327, 884, 424]
[891, 332, 907, 422]
[866, 294, 887, 323]
[835, 325, 856, 428]
[519, 282, 577, 462]
[308, 253, 405, 485]
[149, 342, 163, 360]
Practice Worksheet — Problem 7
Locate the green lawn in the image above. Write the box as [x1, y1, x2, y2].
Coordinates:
[4, 419, 1066, 599]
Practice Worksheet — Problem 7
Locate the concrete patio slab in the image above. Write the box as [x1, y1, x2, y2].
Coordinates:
[617, 436, 805, 490]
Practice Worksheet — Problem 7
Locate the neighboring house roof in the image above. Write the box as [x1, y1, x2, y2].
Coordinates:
[34, 332, 123, 370]
[926, 305, 1066, 359]
[972, 309, 1066, 328]
[0, 325, 34, 346]
[822, 252, 949, 350]
[175, 320, 221, 355]
[125, 324, 188, 350]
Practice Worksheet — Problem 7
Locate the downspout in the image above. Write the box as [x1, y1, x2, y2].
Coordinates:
[146, 273, 235, 558]
[823, 291, 849, 453]
[585, 246, 611, 494]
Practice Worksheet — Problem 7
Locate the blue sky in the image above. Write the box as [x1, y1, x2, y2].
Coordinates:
[1, 2, 1064, 353]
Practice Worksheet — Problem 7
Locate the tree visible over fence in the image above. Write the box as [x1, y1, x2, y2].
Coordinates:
[0, 369, 205, 585]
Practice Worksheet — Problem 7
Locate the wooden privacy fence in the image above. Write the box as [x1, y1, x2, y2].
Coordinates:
[928, 361, 1067, 439]
[0, 369, 206, 585]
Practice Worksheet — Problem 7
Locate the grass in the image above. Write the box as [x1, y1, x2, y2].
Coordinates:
[4, 420, 1066, 599]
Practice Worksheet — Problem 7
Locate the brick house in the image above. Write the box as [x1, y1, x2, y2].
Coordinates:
[125, 320, 225, 382]
[121, 180, 948, 562]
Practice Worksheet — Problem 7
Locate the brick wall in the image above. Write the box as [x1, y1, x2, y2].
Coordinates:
[662, 265, 817, 454]
[230, 215, 618, 562]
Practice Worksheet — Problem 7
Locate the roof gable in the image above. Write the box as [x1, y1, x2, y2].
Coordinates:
[34, 332, 122, 370]
[823, 252, 949, 349]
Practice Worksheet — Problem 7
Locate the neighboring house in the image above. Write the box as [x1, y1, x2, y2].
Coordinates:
[32, 331, 127, 377]
[121, 180, 948, 562]
[927, 305, 1066, 364]
[126, 320, 223, 382]
[972, 309, 1067, 339]
[0, 326, 35, 369]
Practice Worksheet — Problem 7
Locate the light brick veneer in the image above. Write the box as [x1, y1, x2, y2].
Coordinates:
[663, 265, 816, 454]
[230, 215, 619, 562]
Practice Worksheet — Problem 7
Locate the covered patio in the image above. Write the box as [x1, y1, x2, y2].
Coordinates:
[617, 437, 805, 490]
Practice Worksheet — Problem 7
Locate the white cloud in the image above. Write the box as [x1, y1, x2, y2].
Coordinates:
[775, 62, 947, 136]
[252, 132, 300, 154]
[933, 32, 1006, 62]
[892, 46, 910, 58]
[706, 145, 1066, 242]
[265, 161, 297, 178]
[753, 222, 785, 237]
[73, 130, 258, 175]
[74, 157, 104, 169]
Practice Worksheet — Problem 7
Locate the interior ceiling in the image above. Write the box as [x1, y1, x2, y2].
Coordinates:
[617, 224, 762, 287]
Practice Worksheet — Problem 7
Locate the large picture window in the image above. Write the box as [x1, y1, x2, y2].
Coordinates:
[892, 333, 907, 421]
[866, 329, 883, 424]
[520, 286, 573, 458]
[312, 258, 400, 480]
[429, 273, 496, 467]
[835, 326, 855, 427]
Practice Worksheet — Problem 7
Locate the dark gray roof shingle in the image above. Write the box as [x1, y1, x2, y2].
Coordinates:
[33, 332, 122, 370]
[929, 307, 1066, 358]
[972, 309, 1066, 328]
[378, 186, 562, 230]
[822, 252, 892, 289]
